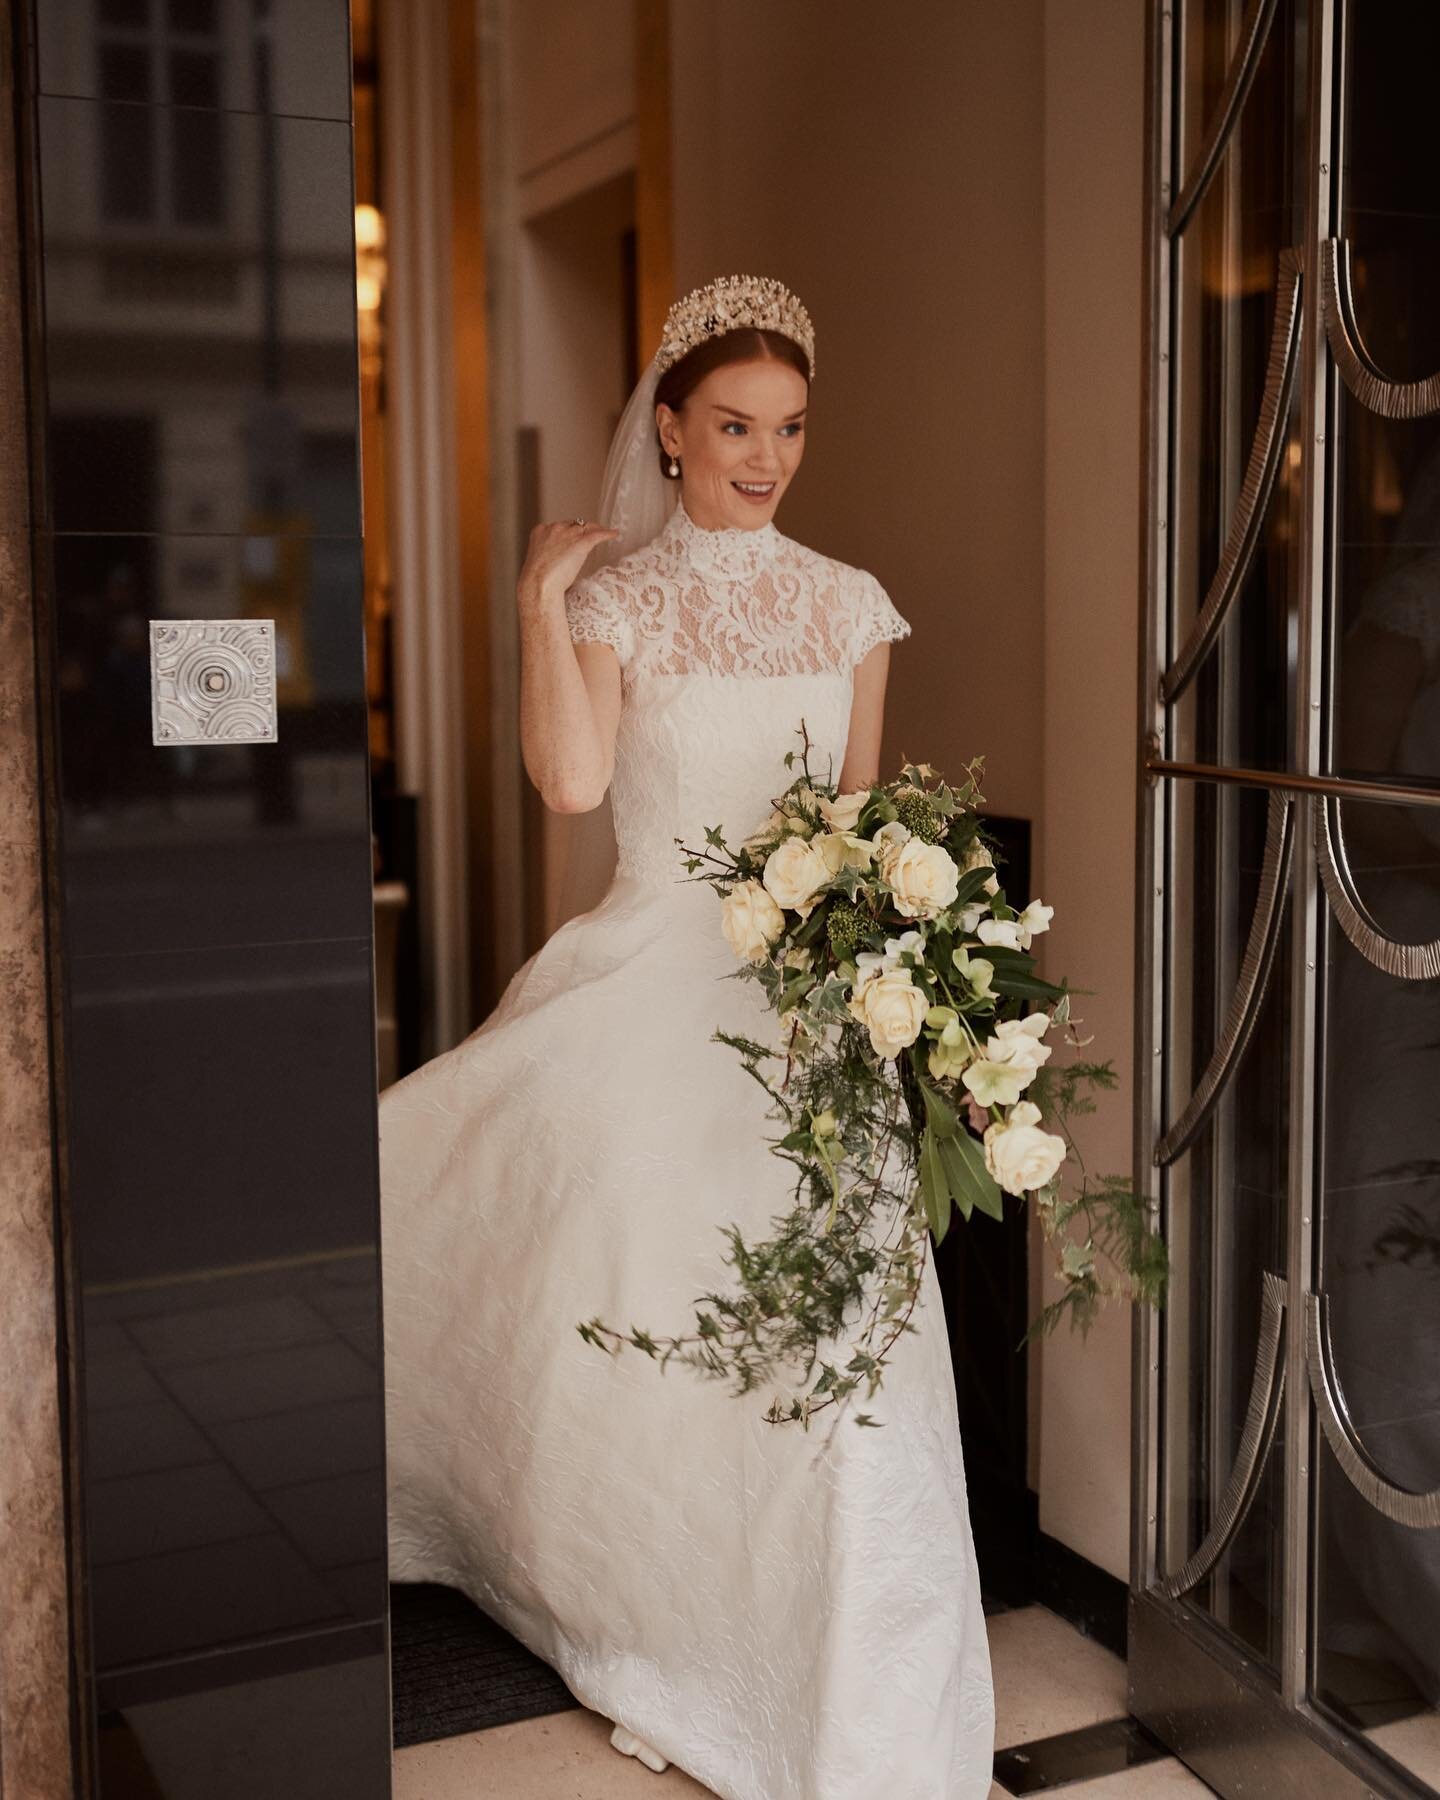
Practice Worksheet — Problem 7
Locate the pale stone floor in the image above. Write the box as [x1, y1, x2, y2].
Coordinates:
[393, 1603, 1217, 1798]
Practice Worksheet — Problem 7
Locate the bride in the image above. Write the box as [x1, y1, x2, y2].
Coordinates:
[381, 275, 996, 1799]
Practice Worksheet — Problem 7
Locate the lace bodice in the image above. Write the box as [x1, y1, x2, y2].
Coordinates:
[565, 499, 911, 892]
[566, 495, 910, 678]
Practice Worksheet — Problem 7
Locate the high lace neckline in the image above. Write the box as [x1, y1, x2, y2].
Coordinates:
[665, 493, 783, 579]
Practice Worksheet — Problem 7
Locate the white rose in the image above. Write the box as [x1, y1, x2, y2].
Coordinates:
[880, 837, 960, 921]
[763, 836, 831, 917]
[819, 788, 868, 832]
[848, 967, 928, 1058]
[983, 1100, 1067, 1193]
[720, 880, 785, 963]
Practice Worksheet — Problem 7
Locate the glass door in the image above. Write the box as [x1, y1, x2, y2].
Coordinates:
[1133, 2, 1440, 1795]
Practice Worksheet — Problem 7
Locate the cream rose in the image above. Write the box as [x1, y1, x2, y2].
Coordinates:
[819, 788, 868, 832]
[762, 835, 832, 917]
[720, 879, 785, 963]
[983, 1100, 1067, 1193]
[848, 967, 928, 1058]
[878, 836, 960, 921]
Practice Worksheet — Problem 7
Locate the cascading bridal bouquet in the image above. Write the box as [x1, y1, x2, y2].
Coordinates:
[579, 726, 1167, 1428]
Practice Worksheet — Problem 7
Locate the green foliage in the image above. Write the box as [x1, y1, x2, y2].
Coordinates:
[581, 724, 1168, 1432]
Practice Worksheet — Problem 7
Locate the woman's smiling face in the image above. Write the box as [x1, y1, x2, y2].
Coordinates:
[656, 357, 809, 532]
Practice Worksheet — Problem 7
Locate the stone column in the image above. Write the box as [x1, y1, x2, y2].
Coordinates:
[0, 3, 77, 1792]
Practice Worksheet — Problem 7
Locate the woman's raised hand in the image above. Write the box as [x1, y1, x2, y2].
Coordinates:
[519, 518, 621, 604]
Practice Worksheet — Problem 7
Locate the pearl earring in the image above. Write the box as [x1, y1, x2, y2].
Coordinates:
[668, 456, 680, 477]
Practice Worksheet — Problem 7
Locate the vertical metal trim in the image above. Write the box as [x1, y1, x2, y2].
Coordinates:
[1131, 0, 1174, 1605]
[1281, 0, 1337, 1715]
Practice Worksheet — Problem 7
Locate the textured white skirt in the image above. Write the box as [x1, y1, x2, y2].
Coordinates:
[380, 871, 995, 1799]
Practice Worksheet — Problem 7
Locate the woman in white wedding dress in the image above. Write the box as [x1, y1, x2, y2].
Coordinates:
[380, 276, 995, 1799]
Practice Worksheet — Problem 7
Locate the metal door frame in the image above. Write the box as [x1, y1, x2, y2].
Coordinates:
[1131, 2, 1440, 1795]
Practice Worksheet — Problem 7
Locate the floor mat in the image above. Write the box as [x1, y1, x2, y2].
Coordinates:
[389, 1583, 580, 1748]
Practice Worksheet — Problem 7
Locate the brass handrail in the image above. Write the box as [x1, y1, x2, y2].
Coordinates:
[1146, 756, 1440, 811]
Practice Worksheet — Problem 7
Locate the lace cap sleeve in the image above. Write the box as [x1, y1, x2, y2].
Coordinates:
[851, 570, 912, 665]
[565, 570, 635, 670]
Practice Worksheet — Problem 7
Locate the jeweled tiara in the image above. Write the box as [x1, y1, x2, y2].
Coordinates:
[655, 274, 816, 379]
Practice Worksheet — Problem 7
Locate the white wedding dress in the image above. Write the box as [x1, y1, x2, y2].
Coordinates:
[380, 496, 995, 1799]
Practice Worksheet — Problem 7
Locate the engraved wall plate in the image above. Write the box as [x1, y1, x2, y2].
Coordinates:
[149, 619, 278, 746]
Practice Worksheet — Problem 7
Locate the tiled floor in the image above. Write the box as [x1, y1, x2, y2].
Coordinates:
[393, 1602, 1217, 1798]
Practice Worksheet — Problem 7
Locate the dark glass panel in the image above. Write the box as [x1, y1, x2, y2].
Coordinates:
[99, 103, 156, 222]
[71, 934, 387, 1794]
[171, 105, 227, 224]
[1169, 0, 1306, 774]
[39, 1, 353, 122]
[1160, 778, 1290, 1664]
[48, 533, 372, 957]
[1312, 802, 1440, 1777]
[169, 47, 221, 110]
[38, 97, 360, 537]
[98, 43, 151, 104]
[1331, 5, 1440, 791]
[167, 0, 219, 30]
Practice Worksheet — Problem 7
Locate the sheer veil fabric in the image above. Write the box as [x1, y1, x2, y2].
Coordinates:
[380, 361, 996, 1798]
[554, 354, 672, 925]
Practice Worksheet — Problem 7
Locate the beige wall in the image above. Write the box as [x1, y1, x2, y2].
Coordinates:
[1038, 0, 1145, 1583]
[669, 0, 1146, 1580]
[669, 3, 1047, 823]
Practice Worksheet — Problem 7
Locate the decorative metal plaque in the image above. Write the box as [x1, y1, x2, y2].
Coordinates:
[149, 619, 278, 746]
